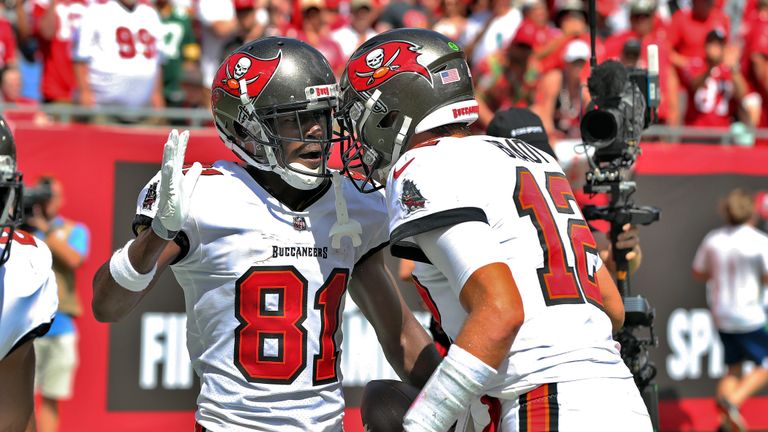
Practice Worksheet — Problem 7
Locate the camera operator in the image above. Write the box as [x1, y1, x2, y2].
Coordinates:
[23, 176, 90, 432]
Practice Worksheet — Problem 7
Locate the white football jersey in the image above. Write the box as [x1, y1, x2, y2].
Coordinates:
[693, 224, 768, 332]
[134, 161, 388, 432]
[0, 230, 58, 360]
[387, 135, 632, 399]
[75, 1, 163, 107]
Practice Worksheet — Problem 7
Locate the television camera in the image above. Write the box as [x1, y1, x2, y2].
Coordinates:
[578, 9, 662, 429]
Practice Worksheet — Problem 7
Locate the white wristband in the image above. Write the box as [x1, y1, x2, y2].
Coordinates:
[109, 239, 158, 292]
[404, 345, 497, 432]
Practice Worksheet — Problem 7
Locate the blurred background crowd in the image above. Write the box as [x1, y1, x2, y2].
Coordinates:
[0, 0, 765, 146]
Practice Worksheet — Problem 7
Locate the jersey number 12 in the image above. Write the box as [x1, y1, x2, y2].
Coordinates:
[514, 168, 603, 307]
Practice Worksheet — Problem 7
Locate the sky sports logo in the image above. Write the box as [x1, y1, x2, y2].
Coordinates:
[452, 105, 479, 119]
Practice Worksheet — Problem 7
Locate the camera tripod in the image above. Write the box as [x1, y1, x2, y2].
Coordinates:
[583, 179, 661, 431]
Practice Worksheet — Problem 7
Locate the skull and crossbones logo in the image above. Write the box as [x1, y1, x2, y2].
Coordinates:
[223, 56, 260, 91]
[355, 47, 401, 86]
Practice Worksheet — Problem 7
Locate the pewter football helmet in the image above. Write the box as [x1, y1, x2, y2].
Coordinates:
[338, 28, 478, 192]
[212, 37, 342, 190]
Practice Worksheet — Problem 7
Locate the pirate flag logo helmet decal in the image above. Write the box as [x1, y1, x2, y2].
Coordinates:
[338, 28, 479, 193]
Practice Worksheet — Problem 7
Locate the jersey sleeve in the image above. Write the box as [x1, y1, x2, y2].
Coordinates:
[73, 5, 97, 62]
[386, 147, 489, 263]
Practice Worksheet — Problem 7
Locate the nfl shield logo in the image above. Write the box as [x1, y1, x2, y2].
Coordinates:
[293, 216, 307, 231]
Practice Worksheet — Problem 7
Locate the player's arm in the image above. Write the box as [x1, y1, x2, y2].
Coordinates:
[404, 221, 524, 432]
[751, 54, 768, 94]
[350, 249, 442, 389]
[92, 130, 201, 322]
[37, 0, 59, 41]
[0, 340, 36, 432]
[691, 238, 711, 282]
[92, 229, 179, 322]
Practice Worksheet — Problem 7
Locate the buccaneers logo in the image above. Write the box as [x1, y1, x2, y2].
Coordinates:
[214, 52, 281, 99]
[400, 179, 428, 215]
[347, 41, 431, 92]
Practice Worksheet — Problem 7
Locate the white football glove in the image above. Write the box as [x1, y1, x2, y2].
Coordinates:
[151, 129, 202, 240]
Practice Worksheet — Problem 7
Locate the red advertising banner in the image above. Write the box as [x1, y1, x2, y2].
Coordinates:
[12, 120, 768, 432]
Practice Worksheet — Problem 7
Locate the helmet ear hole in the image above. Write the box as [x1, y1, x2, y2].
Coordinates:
[377, 110, 400, 128]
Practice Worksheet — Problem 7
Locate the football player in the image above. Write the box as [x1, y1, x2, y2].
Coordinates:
[0, 116, 59, 431]
[91, 37, 439, 431]
[338, 28, 652, 431]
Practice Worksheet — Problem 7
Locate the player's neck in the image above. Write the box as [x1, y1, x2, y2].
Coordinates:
[246, 166, 331, 212]
[408, 127, 471, 151]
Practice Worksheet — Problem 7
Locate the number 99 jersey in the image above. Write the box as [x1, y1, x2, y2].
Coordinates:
[134, 161, 389, 432]
[386, 136, 633, 399]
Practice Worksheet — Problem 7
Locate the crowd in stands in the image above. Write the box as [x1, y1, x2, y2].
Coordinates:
[0, 0, 764, 144]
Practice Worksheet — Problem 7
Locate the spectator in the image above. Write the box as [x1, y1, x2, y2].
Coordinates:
[668, 0, 730, 69]
[739, 0, 768, 130]
[2, 68, 36, 105]
[24, 177, 90, 432]
[603, 0, 681, 125]
[296, 0, 345, 75]
[554, 39, 589, 138]
[331, 0, 378, 58]
[680, 29, 746, 128]
[535, 0, 590, 73]
[518, 0, 559, 53]
[692, 188, 768, 432]
[0, 5, 17, 75]
[531, 0, 602, 139]
[376, 0, 432, 32]
[264, 0, 294, 36]
[222, 0, 269, 59]
[473, 25, 539, 130]
[74, 0, 165, 121]
[1, 68, 51, 125]
[432, 0, 469, 41]
[31, 0, 87, 105]
[460, 0, 521, 67]
[157, 0, 200, 109]
[197, 0, 236, 107]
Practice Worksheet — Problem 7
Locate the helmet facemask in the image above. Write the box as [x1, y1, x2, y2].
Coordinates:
[338, 90, 411, 193]
[0, 155, 23, 266]
[219, 81, 344, 191]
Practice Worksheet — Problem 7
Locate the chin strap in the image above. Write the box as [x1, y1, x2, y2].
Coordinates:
[329, 171, 362, 249]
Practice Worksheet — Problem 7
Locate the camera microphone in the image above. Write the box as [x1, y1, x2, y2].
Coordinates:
[646, 44, 660, 112]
